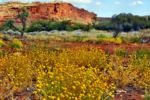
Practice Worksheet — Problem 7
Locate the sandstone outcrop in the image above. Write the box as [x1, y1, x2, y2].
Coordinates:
[0, 2, 97, 25]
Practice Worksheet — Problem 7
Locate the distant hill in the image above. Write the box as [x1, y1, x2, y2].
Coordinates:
[0, 2, 97, 25]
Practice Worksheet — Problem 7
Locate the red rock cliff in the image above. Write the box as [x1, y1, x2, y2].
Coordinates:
[0, 2, 97, 25]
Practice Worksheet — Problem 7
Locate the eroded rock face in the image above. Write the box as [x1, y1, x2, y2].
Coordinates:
[0, 2, 97, 25]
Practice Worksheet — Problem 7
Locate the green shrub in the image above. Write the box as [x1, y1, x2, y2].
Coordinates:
[0, 40, 4, 47]
[145, 95, 150, 100]
[69, 23, 92, 31]
[27, 20, 71, 32]
[94, 20, 113, 31]
[74, 35, 88, 42]
[0, 50, 7, 57]
[97, 34, 109, 38]
[2, 34, 13, 41]
[9, 38, 23, 49]
[144, 90, 150, 100]
[27, 20, 92, 32]
[130, 37, 141, 43]
[27, 20, 49, 32]
[135, 49, 150, 58]
[115, 48, 129, 57]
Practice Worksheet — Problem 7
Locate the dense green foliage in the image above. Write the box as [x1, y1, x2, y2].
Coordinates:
[27, 20, 92, 32]
[95, 13, 150, 32]
[112, 13, 149, 31]
[27, 20, 69, 32]
[1, 13, 150, 34]
[0, 20, 16, 31]
[94, 20, 113, 31]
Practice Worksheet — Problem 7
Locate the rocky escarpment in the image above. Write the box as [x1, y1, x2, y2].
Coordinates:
[0, 2, 97, 25]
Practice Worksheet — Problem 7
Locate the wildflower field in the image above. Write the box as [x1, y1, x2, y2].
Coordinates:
[0, 32, 150, 100]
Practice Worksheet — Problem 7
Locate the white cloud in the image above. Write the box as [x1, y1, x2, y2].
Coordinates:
[130, 0, 143, 6]
[95, 1, 101, 6]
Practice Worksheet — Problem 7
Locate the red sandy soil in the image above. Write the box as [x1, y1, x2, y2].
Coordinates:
[49, 42, 150, 53]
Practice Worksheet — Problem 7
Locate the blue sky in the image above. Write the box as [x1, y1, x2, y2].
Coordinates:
[0, 0, 150, 17]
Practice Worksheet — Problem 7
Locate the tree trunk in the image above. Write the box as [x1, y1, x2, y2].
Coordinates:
[21, 19, 26, 37]
[21, 31, 24, 37]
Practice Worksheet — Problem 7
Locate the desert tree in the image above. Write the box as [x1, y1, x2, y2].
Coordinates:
[17, 7, 29, 36]
[4, 19, 15, 29]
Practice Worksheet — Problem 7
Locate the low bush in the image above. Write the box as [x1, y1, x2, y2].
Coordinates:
[97, 34, 109, 38]
[0, 39, 5, 47]
[115, 48, 129, 57]
[9, 38, 23, 49]
[27, 20, 93, 32]
[144, 90, 150, 100]
[97, 37, 122, 44]
[68, 23, 92, 31]
[94, 20, 113, 31]
[2, 34, 13, 41]
[0, 50, 7, 58]
[135, 49, 150, 58]
[63, 35, 88, 42]
[130, 37, 141, 43]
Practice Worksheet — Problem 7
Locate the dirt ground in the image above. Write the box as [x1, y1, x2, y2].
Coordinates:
[48, 42, 150, 53]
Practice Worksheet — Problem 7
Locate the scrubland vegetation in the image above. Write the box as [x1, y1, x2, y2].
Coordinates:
[0, 6, 150, 99]
[1, 13, 150, 36]
[0, 31, 150, 99]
